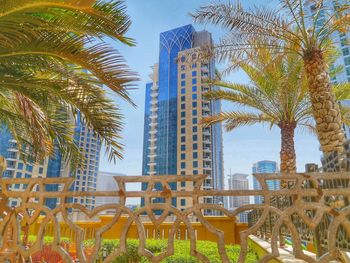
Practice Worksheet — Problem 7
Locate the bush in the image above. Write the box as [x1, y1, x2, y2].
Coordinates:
[27, 236, 258, 262]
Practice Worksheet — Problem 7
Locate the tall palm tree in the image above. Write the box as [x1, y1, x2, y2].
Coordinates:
[192, 0, 349, 155]
[203, 51, 350, 173]
[0, 0, 137, 161]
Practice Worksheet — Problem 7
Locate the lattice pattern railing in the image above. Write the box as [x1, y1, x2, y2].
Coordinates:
[0, 173, 349, 262]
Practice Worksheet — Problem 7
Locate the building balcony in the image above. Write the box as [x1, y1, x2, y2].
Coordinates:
[150, 105, 158, 110]
[149, 122, 158, 127]
[149, 137, 157, 142]
[151, 85, 158, 91]
[151, 92, 158, 98]
[203, 129, 211, 136]
[150, 114, 158, 119]
[147, 162, 156, 166]
[203, 147, 211, 152]
[149, 130, 157, 135]
[203, 139, 211, 145]
[150, 100, 158, 105]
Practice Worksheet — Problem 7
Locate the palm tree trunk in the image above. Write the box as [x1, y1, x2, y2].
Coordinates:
[280, 122, 296, 174]
[278, 121, 297, 247]
[304, 50, 345, 154]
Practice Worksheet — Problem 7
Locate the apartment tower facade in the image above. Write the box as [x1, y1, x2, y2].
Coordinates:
[142, 25, 224, 212]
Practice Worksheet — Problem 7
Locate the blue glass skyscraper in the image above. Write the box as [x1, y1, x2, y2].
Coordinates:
[142, 25, 224, 212]
[252, 160, 279, 204]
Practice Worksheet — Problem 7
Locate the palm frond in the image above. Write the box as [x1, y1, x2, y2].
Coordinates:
[202, 111, 275, 131]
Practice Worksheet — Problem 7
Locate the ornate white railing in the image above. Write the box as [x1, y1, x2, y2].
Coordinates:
[0, 173, 349, 262]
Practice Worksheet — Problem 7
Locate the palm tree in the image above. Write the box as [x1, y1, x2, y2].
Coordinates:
[202, 50, 350, 173]
[192, 0, 349, 155]
[0, 0, 137, 161]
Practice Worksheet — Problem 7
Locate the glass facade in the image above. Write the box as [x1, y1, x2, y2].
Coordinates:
[252, 161, 279, 204]
[142, 25, 224, 212]
[156, 25, 194, 176]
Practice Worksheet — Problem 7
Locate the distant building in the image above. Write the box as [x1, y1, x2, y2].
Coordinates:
[45, 113, 102, 210]
[0, 129, 48, 207]
[141, 24, 224, 214]
[227, 173, 249, 223]
[96, 171, 124, 211]
[252, 161, 279, 204]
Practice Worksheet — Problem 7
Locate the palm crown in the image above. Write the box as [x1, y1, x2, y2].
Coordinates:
[0, 0, 137, 162]
[204, 50, 350, 172]
[192, 0, 349, 155]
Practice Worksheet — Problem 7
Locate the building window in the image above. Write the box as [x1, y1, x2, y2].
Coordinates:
[346, 67, 350, 76]
[192, 110, 197, 116]
[192, 79, 197, 85]
[16, 172, 22, 178]
[193, 118, 198, 124]
[181, 56, 186, 62]
[181, 162, 186, 169]
[193, 126, 198, 133]
[192, 71, 197, 77]
[193, 135, 198, 141]
[193, 152, 198, 159]
[181, 120, 186, 126]
[181, 104, 185, 110]
[26, 165, 33, 172]
[181, 112, 186, 118]
[181, 171, 186, 175]
[192, 86, 197, 92]
[181, 65, 185, 71]
[181, 128, 186, 134]
[25, 173, 31, 178]
[345, 57, 350, 66]
[343, 47, 349, 56]
[181, 145, 186, 151]
[181, 199, 186, 206]
[193, 170, 198, 175]
[341, 38, 348, 47]
[181, 73, 186, 79]
[181, 89, 185, 94]
[17, 163, 23, 170]
[193, 143, 198, 150]
[192, 94, 197, 100]
[193, 161, 198, 168]
[181, 181, 186, 187]
[192, 63, 197, 69]
[181, 153, 186, 160]
[181, 136, 186, 142]
[181, 81, 186, 87]
[39, 167, 44, 174]
[181, 96, 185, 102]
[192, 102, 197, 108]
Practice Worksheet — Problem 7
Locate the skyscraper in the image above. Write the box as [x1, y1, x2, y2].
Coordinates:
[142, 25, 224, 212]
[0, 113, 101, 210]
[252, 160, 279, 204]
[0, 129, 48, 207]
[227, 173, 250, 222]
[47, 114, 101, 210]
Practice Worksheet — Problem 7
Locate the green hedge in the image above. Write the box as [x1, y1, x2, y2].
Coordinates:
[101, 239, 258, 263]
[27, 236, 258, 262]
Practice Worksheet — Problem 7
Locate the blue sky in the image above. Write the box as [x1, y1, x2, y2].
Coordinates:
[99, 0, 322, 187]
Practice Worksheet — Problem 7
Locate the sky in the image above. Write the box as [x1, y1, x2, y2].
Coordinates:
[98, 0, 322, 190]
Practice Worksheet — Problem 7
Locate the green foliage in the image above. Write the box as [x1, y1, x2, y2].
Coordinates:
[100, 239, 257, 263]
[0, 0, 137, 162]
[26, 236, 258, 262]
